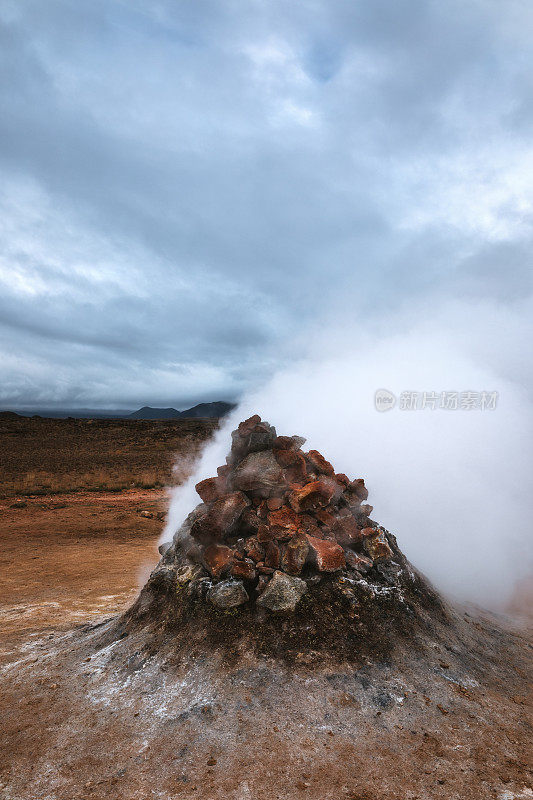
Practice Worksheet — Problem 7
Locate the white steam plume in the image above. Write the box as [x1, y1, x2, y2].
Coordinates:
[162, 297, 533, 610]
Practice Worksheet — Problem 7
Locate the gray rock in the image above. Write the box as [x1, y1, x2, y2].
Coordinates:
[207, 580, 249, 608]
[232, 450, 284, 497]
[158, 541, 172, 556]
[256, 570, 307, 613]
[176, 563, 204, 585]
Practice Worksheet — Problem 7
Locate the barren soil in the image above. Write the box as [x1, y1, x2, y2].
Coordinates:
[0, 489, 164, 657]
[0, 420, 531, 800]
[0, 415, 216, 497]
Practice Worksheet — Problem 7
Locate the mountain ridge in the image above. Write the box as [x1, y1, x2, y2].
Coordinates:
[128, 401, 236, 420]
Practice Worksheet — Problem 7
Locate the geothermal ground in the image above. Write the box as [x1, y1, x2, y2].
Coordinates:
[0, 416, 531, 800]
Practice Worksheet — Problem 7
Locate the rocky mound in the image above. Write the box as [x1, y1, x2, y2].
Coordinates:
[126, 416, 446, 660]
[2, 415, 530, 800]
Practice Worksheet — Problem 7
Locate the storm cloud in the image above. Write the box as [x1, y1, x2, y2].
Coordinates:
[1, 0, 532, 409]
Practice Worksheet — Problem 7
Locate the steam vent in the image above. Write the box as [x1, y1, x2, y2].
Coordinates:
[128, 415, 446, 660]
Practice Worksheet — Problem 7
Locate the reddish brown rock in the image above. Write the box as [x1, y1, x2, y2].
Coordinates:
[232, 450, 285, 497]
[349, 478, 369, 501]
[266, 497, 283, 511]
[273, 448, 307, 483]
[306, 449, 335, 477]
[345, 551, 373, 573]
[333, 515, 363, 548]
[203, 543, 234, 577]
[306, 535, 345, 572]
[288, 479, 337, 513]
[359, 504, 374, 517]
[264, 541, 281, 569]
[297, 513, 322, 538]
[237, 414, 261, 435]
[195, 477, 224, 504]
[191, 491, 250, 544]
[273, 435, 297, 450]
[273, 434, 306, 449]
[267, 506, 301, 539]
[335, 473, 350, 488]
[256, 523, 275, 542]
[231, 558, 257, 581]
[239, 507, 262, 536]
[281, 533, 309, 575]
[244, 536, 265, 563]
[315, 508, 337, 529]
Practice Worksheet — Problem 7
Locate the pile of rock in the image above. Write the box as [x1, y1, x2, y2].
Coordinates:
[166, 415, 396, 613]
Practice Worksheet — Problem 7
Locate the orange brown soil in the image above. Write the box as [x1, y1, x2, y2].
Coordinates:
[0, 420, 531, 800]
[0, 415, 216, 498]
[0, 489, 164, 658]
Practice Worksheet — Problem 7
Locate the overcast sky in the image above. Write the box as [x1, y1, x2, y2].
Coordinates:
[1, 0, 532, 410]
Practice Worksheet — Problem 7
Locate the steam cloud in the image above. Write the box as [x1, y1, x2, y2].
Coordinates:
[163, 297, 533, 610]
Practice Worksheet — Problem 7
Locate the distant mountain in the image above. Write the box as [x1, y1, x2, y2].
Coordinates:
[1, 408, 135, 419]
[180, 401, 236, 418]
[0, 401, 237, 420]
[128, 402, 236, 420]
[128, 406, 181, 419]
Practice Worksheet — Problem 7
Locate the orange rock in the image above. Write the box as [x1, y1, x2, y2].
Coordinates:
[231, 558, 257, 581]
[315, 508, 337, 528]
[288, 479, 337, 513]
[195, 477, 224, 504]
[273, 448, 307, 482]
[237, 414, 261, 435]
[273, 435, 296, 450]
[306, 535, 345, 572]
[306, 450, 335, 476]
[268, 506, 301, 539]
[203, 543, 234, 577]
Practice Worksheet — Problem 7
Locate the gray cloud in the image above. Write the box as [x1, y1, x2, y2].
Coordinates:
[0, 0, 531, 408]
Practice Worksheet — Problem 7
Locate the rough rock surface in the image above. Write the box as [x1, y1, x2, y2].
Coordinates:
[128, 415, 450, 661]
[256, 570, 307, 612]
[1, 417, 530, 800]
[207, 579, 248, 608]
